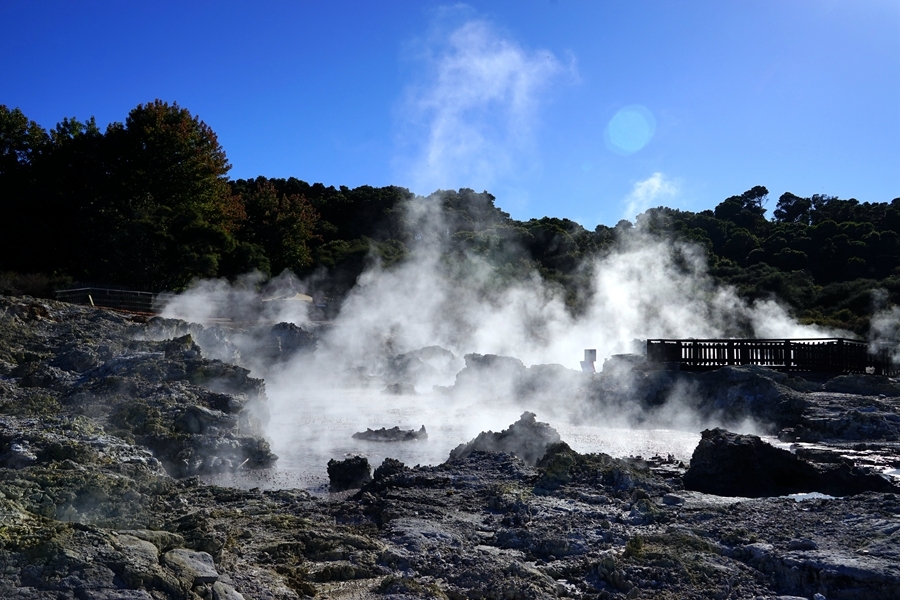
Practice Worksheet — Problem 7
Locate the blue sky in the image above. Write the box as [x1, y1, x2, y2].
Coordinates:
[2, 0, 898, 227]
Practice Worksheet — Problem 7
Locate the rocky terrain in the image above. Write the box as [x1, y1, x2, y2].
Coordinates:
[1, 294, 899, 599]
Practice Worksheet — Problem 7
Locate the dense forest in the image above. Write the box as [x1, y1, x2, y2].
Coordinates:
[1, 101, 899, 334]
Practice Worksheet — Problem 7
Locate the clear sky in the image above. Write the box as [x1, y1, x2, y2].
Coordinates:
[2, 0, 898, 227]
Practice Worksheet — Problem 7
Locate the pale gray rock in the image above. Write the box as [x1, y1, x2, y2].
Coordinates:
[118, 529, 186, 553]
[212, 581, 246, 600]
[111, 534, 159, 569]
[163, 549, 219, 586]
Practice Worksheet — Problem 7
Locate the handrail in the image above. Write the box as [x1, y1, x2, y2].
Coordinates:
[55, 287, 175, 313]
[646, 338, 897, 376]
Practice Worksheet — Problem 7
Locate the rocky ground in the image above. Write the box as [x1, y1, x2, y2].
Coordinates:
[0, 295, 898, 599]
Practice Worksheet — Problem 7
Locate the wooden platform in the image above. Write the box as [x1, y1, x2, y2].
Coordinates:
[646, 338, 898, 377]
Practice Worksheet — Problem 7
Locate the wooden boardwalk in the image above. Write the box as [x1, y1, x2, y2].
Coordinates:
[646, 338, 898, 376]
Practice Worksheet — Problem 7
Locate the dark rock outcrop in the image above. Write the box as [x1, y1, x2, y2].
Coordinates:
[327, 455, 372, 491]
[448, 411, 561, 466]
[373, 457, 407, 481]
[352, 425, 427, 442]
[0, 296, 277, 481]
[684, 428, 899, 497]
[452, 353, 527, 396]
[825, 374, 900, 397]
[264, 322, 316, 363]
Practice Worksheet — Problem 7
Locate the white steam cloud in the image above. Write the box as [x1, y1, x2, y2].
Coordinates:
[622, 172, 679, 221]
[870, 304, 900, 362]
[158, 199, 843, 488]
[311, 204, 831, 370]
[150, 14, 853, 487]
[395, 17, 568, 196]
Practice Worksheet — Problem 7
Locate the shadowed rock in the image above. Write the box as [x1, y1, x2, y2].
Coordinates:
[448, 412, 561, 466]
[373, 457, 407, 481]
[264, 322, 316, 363]
[327, 455, 372, 491]
[684, 428, 899, 497]
[352, 425, 427, 442]
[824, 374, 900, 397]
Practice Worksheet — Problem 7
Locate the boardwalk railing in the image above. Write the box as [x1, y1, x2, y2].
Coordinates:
[55, 287, 175, 313]
[646, 338, 898, 376]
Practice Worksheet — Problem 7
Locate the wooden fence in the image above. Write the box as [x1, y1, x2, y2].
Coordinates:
[55, 287, 174, 313]
[646, 338, 898, 376]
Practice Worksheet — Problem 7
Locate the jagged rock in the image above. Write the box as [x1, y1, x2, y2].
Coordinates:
[327, 455, 372, 491]
[684, 428, 899, 497]
[352, 425, 427, 442]
[448, 412, 561, 466]
[52, 347, 101, 372]
[373, 457, 407, 481]
[164, 334, 201, 360]
[0, 439, 38, 468]
[264, 322, 316, 362]
[3, 294, 900, 600]
[111, 533, 161, 577]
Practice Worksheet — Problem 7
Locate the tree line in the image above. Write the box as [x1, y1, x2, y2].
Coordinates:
[1, 101, 898, 333]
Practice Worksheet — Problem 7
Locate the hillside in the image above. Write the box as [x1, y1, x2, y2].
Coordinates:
[2, 102, 899, 336]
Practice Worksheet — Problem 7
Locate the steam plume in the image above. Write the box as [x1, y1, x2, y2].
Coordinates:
[394, 16, 568, 200]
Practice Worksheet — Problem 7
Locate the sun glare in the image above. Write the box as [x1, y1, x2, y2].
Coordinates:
[605, 104, 656, 155]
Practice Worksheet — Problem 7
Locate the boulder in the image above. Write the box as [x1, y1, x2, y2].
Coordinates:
[163, 548, 219, 586]
[684, 428, 899, 497]
[213, 581, 246, 600]
[164, 334, 202, 360]
[0, 439, 38, 468]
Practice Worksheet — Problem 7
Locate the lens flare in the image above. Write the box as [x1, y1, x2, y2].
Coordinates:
[604, 105, 656, 155]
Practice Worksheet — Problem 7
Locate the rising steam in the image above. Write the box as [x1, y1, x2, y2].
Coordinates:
[157, 194, 837, 486]
[394, 14, 570, 206]
[154, 14, 850, 485]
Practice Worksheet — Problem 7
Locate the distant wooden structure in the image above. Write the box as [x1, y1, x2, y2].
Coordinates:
[55, 287, 174, 313]
[646, 338, 898, 377]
